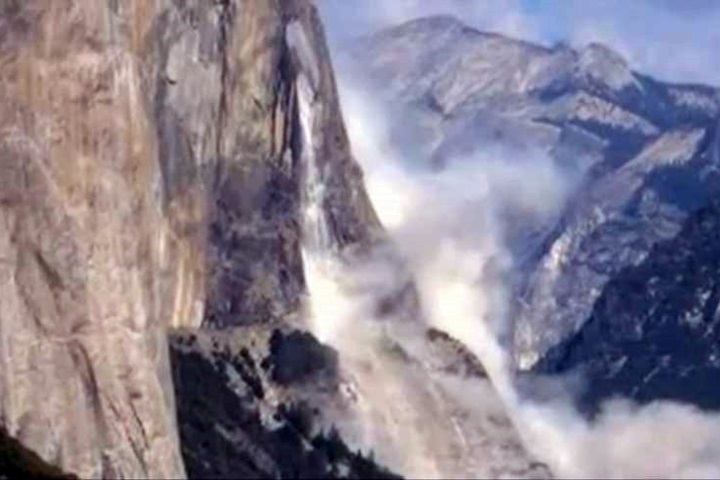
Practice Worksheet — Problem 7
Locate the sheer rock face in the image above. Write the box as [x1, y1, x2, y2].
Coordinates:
[0, 0, 383, 478]
[0, 2, 186, 477]
[193, 0, 383, 328]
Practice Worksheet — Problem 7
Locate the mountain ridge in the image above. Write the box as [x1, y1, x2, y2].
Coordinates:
[339, 14, 720, 372]
[356, 14, 720, 92]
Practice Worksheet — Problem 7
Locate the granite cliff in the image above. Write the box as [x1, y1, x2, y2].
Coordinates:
[536, 198, 720, 414]
[0, 0, 391, 477]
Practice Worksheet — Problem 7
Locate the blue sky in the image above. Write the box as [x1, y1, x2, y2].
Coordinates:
[317, 0, 720, 86]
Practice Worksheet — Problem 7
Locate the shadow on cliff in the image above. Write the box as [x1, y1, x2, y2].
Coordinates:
[169, 328, 400, 479]
[0, 427, 76, 479]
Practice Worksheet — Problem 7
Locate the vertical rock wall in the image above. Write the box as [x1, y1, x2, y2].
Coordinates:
[0, 0, 392, 477]
[0, 1, 186, 477]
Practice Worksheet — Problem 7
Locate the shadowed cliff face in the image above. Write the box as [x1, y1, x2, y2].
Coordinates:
[0, 0, 389, 478]
[536, 198, 720, 415]
[194, 0, 384, 328]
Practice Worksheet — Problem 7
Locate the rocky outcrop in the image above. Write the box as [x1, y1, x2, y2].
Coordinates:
[515, 122, 720, 367]
[515, 121, 720, 367]
[169, 328, 398, 479]
[536, 198, 720, 415]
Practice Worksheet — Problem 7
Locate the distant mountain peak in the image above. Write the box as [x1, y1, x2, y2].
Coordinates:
[373, 14, 467, 40]
[581, 41, 626, 60]
[377, 15, 549, 52]
[576, 42, 639, 91]
[401, 14, 465, 30]
[353, 14, 720, 120]
[359, 15, 645, 96]
[384, 16, 633, 60]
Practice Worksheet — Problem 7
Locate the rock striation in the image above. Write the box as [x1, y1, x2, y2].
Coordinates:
[0, 0, 391, 478]
[0, 2, 187, 477]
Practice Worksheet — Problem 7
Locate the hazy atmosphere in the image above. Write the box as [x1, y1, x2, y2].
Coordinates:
[2, 1, 720, 479]
[313, 1, 720, 478]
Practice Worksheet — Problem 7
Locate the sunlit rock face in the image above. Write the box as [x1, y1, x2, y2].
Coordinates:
[515, 122, 720, 369]
[340, 15, 720, 369]
[0, 2, 187, 477]
[0, 0, 388, 478]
